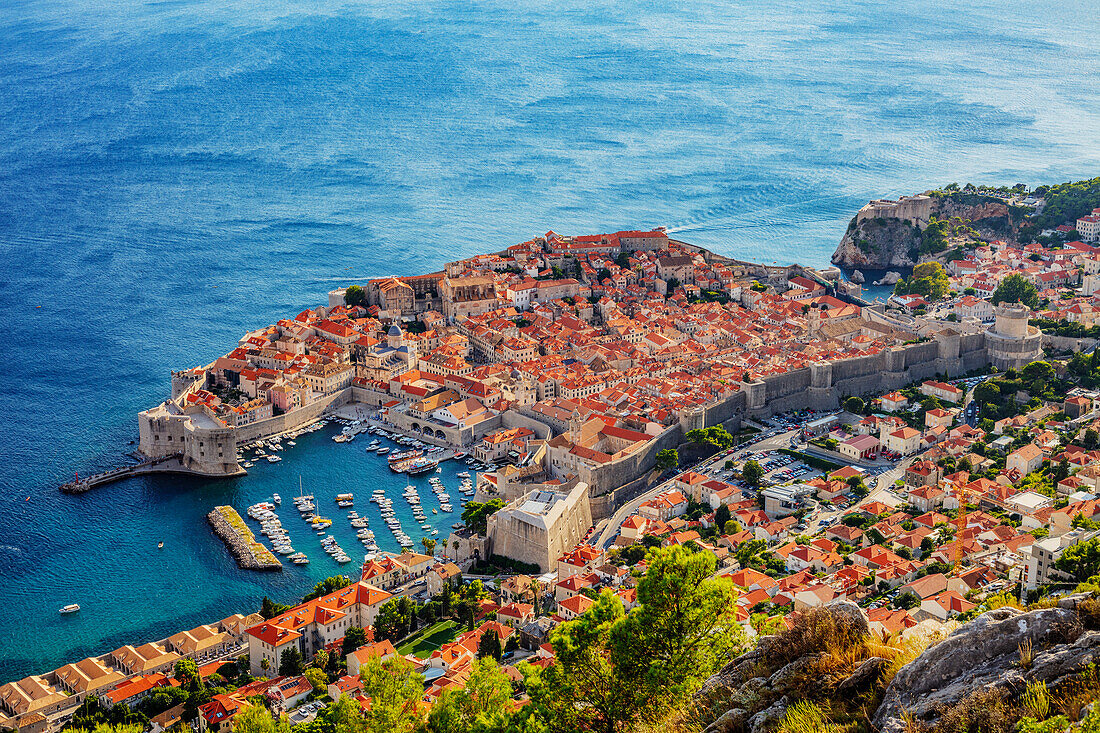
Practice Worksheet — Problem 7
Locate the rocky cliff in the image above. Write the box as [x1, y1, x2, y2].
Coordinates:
[689, 595, 1100, 733]
[832, 193, 1027, 270]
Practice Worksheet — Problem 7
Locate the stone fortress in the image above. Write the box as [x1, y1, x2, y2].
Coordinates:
[854, 194, 934, 227]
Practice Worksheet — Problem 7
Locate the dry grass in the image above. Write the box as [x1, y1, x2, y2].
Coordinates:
[1078, 598, 1100, 631]
[932, 688, 1014, 733]
[1019, 638, 1035, 670]
[1020, 681, 1050, 720]
[985, 590, 1022, 612]
[777, 701, 857, 733]
[768, 606, 872, 669]
[1051, 664, 1100, 722]
[869, 632, 933, 688]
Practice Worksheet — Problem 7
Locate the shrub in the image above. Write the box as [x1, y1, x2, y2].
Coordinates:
[932, 688, 1013, 733]
[1078, 597, 1100, 630]
[769, 606, 868, 668]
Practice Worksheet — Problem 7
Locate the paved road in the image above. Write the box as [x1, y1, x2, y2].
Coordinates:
[594, 442, 747, 549]
[594, 427, 801, 548]
[594, 419, 916, 549]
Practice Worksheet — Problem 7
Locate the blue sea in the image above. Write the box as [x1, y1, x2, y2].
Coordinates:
[1, 0, 1099, 681]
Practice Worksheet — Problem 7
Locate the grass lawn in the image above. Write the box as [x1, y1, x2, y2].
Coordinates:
[396, 620, 461, 657]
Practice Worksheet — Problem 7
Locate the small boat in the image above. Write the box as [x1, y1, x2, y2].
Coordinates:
[432, 508, 437, 514]
[267, 455, 282, 463]
[59, 604, 81, 614]
[273, 494, 281, 505]
[158, 541, 164, 549]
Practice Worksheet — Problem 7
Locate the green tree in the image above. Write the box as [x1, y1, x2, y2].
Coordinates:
[375, 598, 414, 643]
[478, 628, 502, 662]
[425, 658, 514, 733]
[735, 539, 767, 568]
[525, 546, 743, 732]
[742, 460, 765, 486]
[278, 646, 303, 677]
[529, 579, 541, 616]
[173, 659, 199, 688]
[844, 396, 865, 414]
[1086, 429, 1099, 450]
[1056, 538, 1100, 582]
[261, 596, 290, 620]
[896, 262, 950, 300]
[991, 273, 1039, 309]
[612, 546, 743, 706]
[522, 592, 633, 733]
[461, 500, 505, 535]
[70, 725, 145, 733]
[1054, 458, 1070, 482]
[304, 693, 363, 733]
[342, 626, 367, 656]
[304, 668, 328, 692]
[893, 592, 919, 610]
[302, 576, 354, 603]
[358, 655, 424, 733]
[918, 216, 951, 255]
[343, 285, 366, 307]
[715, 503, 731, 529]
[232, 706, 291, 733]
[422, 537, 437, 555]
[312, 649, 329, 671]
[655, 448, 678, 472]
[973, 380, 1001, 406]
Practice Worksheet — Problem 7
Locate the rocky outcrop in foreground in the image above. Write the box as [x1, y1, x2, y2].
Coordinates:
[694, 596, 1100, 733]
[876, 597, 1100, 732]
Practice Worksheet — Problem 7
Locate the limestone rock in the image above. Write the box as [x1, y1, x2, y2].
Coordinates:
[850, 269, 865, 284]
[748, 696, 789, 733]
[827, 599, 871, 637]
[872, 271, 901, 286]
[704, 707, 748, 733]
[831, 192, 1023, 269]
[874, 606, 1086, 733]
[837, 656, 886, 695]
[769, 653, 829, 694]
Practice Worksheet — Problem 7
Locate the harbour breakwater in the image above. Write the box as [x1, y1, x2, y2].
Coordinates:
[206, 506, 282, 571]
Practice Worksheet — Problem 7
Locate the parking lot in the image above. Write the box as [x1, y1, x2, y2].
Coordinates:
[288, 701, 325, 724]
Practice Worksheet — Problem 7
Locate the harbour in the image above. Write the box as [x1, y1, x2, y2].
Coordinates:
[204, 413, 486, 575]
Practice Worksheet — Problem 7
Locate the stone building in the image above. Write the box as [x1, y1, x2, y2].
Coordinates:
[442, 276, 498, 322]
[486, 482, 593, 572]
[985, 304, 1043, 370]
[377, 277, 415, 317]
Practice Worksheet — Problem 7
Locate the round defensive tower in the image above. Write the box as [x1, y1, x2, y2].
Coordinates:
[986, 304, 1043, 370]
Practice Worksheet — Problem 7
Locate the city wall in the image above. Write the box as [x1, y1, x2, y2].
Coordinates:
[233, 389, 352, 443]
[741, 332, 989, 418]
[1042, 334, 1098, 353]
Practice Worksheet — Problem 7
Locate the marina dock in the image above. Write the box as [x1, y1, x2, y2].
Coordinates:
[206, 506, 282, 571]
